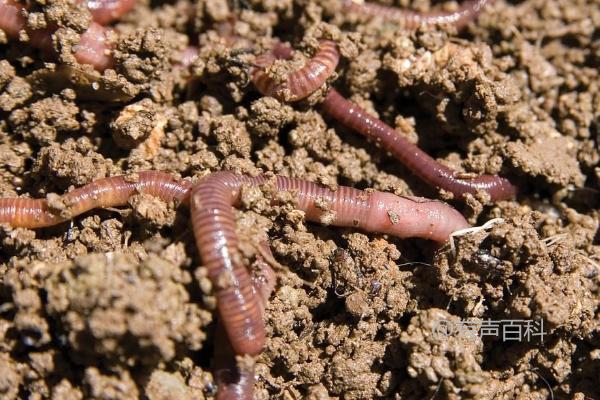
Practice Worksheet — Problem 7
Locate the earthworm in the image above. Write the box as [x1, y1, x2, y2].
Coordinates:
[247, 40, 515, 200]
[190, 171, 468, 355]
[0, 171, 191, 229]
[0, 170, 467, 359]
[340, 0, 493, 30]
[251, 40, 339, 102]
[0, 0, 116, 70]
[320, 89, 517, 201]
[213, 244, 276, 400]
[84, 0, 137, 25]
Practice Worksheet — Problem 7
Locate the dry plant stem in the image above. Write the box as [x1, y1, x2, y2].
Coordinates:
[341, 0, 493, 30]
[190, 171, 469, 355]
[0, 171, 191, 228]
[0, 0, 119, 70]
[252, 40, 339, 102]
[213, 245, 277, 400]
[321, 89, 517, 201]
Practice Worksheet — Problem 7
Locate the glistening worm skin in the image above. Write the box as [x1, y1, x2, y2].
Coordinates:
[0, 0, 121, 70]
[213, 244, 277, 400]
[84, 0, 137, 25]
[340, 0, 493, 30]
[0, 170, 468, 395]
[252, 40, 339, 102]
[0, 171, 191, 228]
[321, 89, 517, 201]
[190, 171, 469, 355]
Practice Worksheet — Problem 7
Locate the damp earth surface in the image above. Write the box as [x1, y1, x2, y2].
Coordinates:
[0, 0, 598, 399]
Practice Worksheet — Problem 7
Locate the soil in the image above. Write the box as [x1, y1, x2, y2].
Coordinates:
[0, 0, 598, 399]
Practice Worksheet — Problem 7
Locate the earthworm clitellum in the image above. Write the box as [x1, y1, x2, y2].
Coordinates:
[251, 40, 517, 201]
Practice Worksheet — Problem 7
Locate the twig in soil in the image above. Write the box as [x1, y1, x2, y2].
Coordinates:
[448, 217, 505, 256]
[529, 368, 555, 400]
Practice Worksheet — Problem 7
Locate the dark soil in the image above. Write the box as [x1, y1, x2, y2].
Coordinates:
[0, 0, 598, 399]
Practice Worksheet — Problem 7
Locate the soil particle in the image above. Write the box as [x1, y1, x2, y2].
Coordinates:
[32, 138, 114, 189]
[0, 0, 598, 398]
[9, 95, 80, 144]
[40, 253, 210, 365]
[0, 60, 32, 112]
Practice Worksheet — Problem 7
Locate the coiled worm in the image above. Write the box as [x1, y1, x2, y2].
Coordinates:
[250, 41, 516, 200]
[251, 40, 339, 102]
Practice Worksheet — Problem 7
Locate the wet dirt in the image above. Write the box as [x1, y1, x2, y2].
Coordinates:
[0, 0, 598, 399]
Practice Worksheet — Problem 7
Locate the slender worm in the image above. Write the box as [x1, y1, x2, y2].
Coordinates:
[0, 171, 191, 228]
[321, 89, 517, 201]
[0, 170, 469, 354]
[213, 244, 277, 400]
[341, 0, 493, 30]
[0, 0, 126, 70]
[252, 40, 339, 102]
[251, 42, 516, 200]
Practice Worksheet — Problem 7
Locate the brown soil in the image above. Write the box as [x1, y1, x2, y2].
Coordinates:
[0, 0, 598, 399]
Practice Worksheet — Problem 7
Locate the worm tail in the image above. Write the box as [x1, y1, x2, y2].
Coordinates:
[321, 89, 516, 201]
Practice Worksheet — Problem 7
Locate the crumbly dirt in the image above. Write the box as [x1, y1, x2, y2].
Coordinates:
[0, 0, 598, 399]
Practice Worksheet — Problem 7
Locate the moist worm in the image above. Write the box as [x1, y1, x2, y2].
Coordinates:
[340, 0, 493, 30]
[321, 89, 517, 201]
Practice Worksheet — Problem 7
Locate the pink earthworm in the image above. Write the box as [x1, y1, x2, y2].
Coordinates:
[321, 89, 517, 201]
[190, 171, 468, 355]
[83, 0, 137, 25]
[251, 40, 339, 102]
[0, 170, 468, 391]
[250, 41, 516, 200]
[0, 0, 122, 70]
[213, 244, 277, 400]
[340, 0, 493, 30]
[0, 171, 191, 228]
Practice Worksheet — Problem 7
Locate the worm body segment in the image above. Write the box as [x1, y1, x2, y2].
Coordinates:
[213, 245, 276, 400]
[321, 89, 517, 201]
[84, 0, 137, 25]
[341, 0, 492, 30]
[252, 40, 339, 102]
[0, 0, 116, 70]
[0, 171, 191, 229]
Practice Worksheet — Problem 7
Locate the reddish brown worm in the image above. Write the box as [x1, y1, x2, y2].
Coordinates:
[0, 171, 191, 228]
[0, 170, 469, 354]
[213, 244, 277, 400]
[250, 41, 516, 200]
[320, 89, 517, 201]
[190, 171, 468, 355]
[0, 0, 131, 70]
[341, 0, 493, 30]
[251, 40, 339, 102]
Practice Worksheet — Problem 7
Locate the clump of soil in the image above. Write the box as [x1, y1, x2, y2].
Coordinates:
[0, 0, 598, 399]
